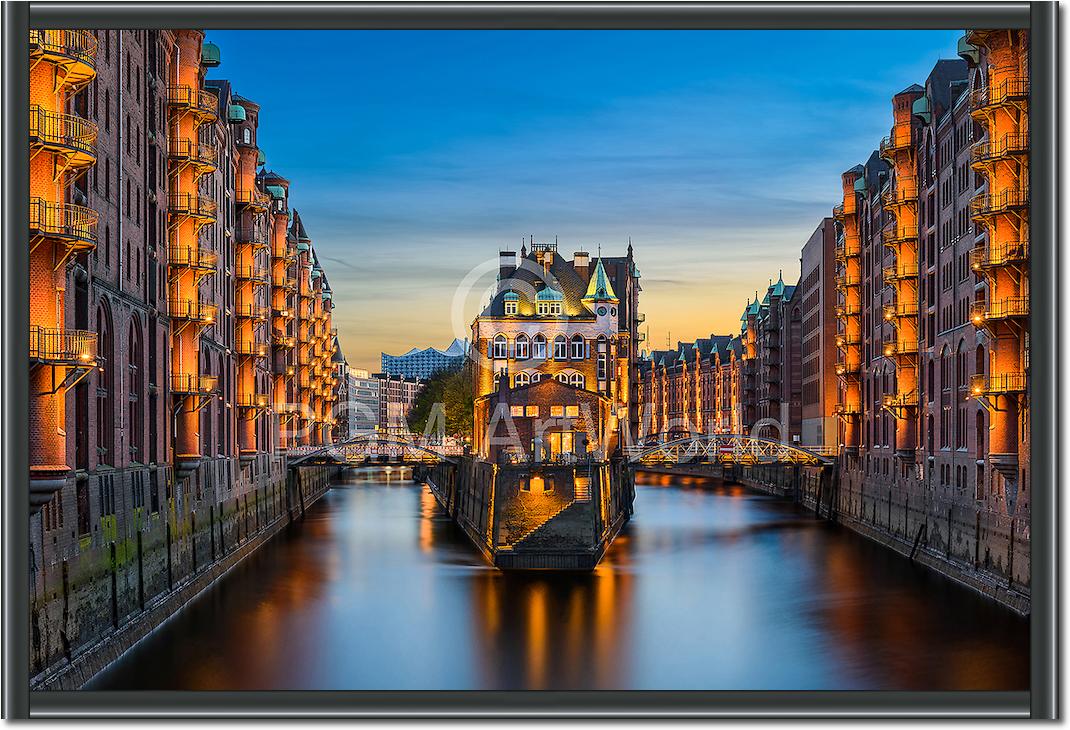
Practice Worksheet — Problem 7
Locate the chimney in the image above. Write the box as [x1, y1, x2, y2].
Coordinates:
[499, 250, 517, 282]
[573, 251, 590, 280]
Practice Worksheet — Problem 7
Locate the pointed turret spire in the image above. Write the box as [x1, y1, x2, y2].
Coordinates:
[582, 257, 618, 304]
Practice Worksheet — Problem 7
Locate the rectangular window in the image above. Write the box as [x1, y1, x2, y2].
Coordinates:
[504, 301, 518, 315]
[565, 405, 580, 417]
[550, 405, 564, 417]
[525, 405, 539, 417]
[510, 405, 524, 417]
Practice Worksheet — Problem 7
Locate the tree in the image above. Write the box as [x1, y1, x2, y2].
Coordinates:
[406, 363, 474, 440]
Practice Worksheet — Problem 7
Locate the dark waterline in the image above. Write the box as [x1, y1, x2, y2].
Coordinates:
[88, 470, 1029, 690]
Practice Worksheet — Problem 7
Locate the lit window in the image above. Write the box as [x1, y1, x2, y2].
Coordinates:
[515, 334, 530, 359]
[492, 334, 508, 359]
[505, 301, 518, 315]
[510, 405, 524, 417]
[553, 336, 567, 360]
[550, 405, 564, 417]
[532, 334, 547, 359]
[570, 335, 585, 359]
[525, 405, 539, 417]
[565, 405, 580, 417]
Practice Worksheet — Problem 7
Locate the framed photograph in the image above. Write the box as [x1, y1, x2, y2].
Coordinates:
[3, 0, 1057, 720]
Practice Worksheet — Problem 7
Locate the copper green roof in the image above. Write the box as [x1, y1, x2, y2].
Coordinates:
[503, 291, 519, 301]
[582, 258, 618, 302]
[535, 287, 563, 301]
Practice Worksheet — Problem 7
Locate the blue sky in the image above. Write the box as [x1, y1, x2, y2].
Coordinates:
[206, 30, 962, 371]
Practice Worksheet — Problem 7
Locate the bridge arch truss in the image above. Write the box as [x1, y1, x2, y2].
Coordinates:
[624, 433, 834, 467]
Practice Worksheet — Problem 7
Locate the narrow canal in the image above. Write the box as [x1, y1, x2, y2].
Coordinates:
[89, 469, 1029, 691]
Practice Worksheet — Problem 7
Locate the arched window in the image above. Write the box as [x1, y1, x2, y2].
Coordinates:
[530, 372, 542, 383]
[975, 344, 985, 377]
[96, 303, 114, 465]
[570, 334, 585, 360]
[492, 334, 508, 359]
[515, 333, 530, 360]
[493, 371, 501, 388]
[514, 371, 530, 388]
[553, 335, 567, 360]
[956, 339, 968, 388]
[128, 319, 144, 462]
[555, 372, 569, 383]
[569, 372, 585, 389]
[532, 334, 547, 360]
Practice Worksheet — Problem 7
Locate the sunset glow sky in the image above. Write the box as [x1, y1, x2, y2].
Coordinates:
[206, 29, 962, 371]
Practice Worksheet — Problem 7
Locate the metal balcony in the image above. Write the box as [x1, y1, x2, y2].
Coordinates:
[835, 333, 862, 348]
[835, 271, 861, 288]
[168, 244, 218, 272]
[834, 403, 862, 417]
[834, 235, 861, 261]
[970, 372, 1027, 397]
[29, 30, 97, 86]
[883, 338, 919, 358]
[879, 128, 912, 158]
[973, 297, 1029, 323]
[168, 298, 217, 324]
[168, 192, 217, 221]
[168, 137, 217, 171]
[970, 76, 1029, 113]
[235, 340, 268, 357]
[29, 326, 97, 366]
[881, 177, 918, 207]
[235, 225, 269, 248]
[273, 334, 297, 349]
[882, 392, 919, 410]
[883, 302, 919, 320]
[970, 240, 1029, 271]
[235, 265, 270, 283]
[835, 303, 862, 317]
[29, 197, 98, 251]
[883, 222, 918, 245]
[236, 187, 271, 212]
[883, 262, 919, 281]
[29, 105, 97, 168]
[832, 204, 845, 221]
[970, 189, 1029, 218]
[835, 361, 862, 377]
[236, 393, 270, 409]
[167, 84, 219, 121]
[170, 373, 219, 395]
[235, 304, 269, 321]
[971, 134, 1029, 165]
[277, 275, 299, 291]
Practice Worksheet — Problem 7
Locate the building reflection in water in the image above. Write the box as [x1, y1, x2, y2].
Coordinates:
[88, 468, 1029, 691]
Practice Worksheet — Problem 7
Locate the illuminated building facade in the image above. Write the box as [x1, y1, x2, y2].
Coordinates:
[470, 242, 641, 460]
[28, 30, 342, 674]
[834, 48, 1030, 591]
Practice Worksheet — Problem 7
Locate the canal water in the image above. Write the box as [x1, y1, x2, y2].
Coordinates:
[89, 469, 1029, 691]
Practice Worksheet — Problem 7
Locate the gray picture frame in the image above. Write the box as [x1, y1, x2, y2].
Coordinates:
[3, 0, 1057, 719]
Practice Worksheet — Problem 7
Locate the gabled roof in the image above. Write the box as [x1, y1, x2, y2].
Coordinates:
[479, 248, 592, 319]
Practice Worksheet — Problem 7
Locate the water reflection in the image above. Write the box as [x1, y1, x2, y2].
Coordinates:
[88, 469, 1028, 690]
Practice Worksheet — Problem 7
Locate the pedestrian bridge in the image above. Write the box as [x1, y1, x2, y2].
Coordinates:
[287, 434, 464, 467]
[623, 433, 835, 467]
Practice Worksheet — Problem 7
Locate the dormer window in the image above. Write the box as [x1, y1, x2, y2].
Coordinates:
[535, 287, 563, 316]
[503, 290, 519, 316]
[537, 301, 561, 316]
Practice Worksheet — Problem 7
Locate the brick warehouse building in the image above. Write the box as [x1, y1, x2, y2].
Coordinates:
[29, 30, 341, 680]
[833, 37, 1030, 597]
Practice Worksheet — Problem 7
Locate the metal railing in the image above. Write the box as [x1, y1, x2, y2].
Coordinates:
[168, 137, 217, 168]
[882, 177, 918, 206]
[236, 187, 271, 210]
[882, 392, 919, 409]
[236, 393, 270, 408]
[834, 403, 862, 417]
[879, 127, 912, 156]
[168, 298, 217, 323]
[970, 240, 1028, 270]
[167, 84, 219, 118]
[971, 189, 1029, 217]
[883, 338, 919, 357]
[971, 134, 1029, 164]
[168, 244, 218, 270]
[29, 325, 97, 364]
[883, 302, 919, 320]
[170, 373, 218, 394]
[975, 297, 1029, 321]
[970, 76, 1029, 110]
[234, 225, 269, 246]
[29, 105, 97, 160]
[29, 197, 98, 247]
[235, 265, 270, 283]
[29, 30, 97, 69]
[970, 372, 1027, 396]
[883, 262, 919, 281]
[168, 192, 217, 219]
[235, 340, 268, 357]
[235, 304, 269, 320]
